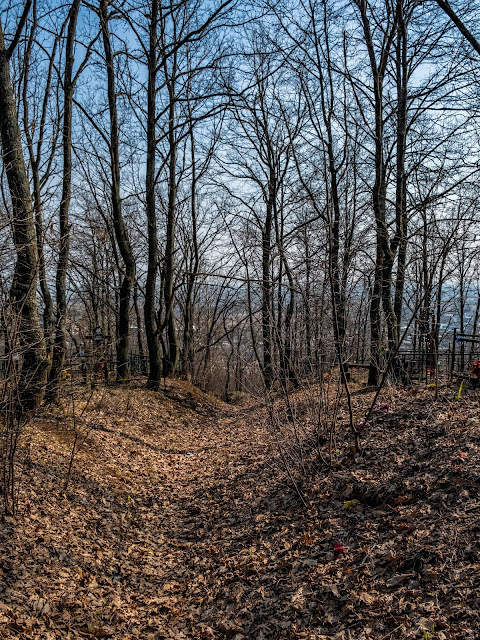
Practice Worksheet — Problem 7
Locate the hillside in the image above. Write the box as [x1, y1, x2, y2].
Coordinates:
[0, 381, 479, 640]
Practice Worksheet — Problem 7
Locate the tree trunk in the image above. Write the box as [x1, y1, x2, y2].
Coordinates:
[47, 0, 81, 402]
[356, 0, 396, 385]
[145, 0, 162, 389]
[261, 195, 274, 389]
[181, 127, 199, 380]
[21, 11, 57, 365]
[392, 0, 408, 368]
[133, 282, 145, 360]
[0, 17, 47, 412]
[162, 77, 179, 377]
[100, 0, 136, 382]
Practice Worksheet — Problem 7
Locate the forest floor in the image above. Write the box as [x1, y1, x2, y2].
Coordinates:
[0, 379, 479, 640]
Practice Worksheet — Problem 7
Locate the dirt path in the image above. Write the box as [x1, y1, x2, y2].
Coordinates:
[0, 385, 282, 639]
[1, 382, 479, 640]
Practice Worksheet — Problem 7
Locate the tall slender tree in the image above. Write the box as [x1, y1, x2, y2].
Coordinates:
[0, 0, 48, 411]
[99, 0, 136, 381]
[47, 0, 82, 401]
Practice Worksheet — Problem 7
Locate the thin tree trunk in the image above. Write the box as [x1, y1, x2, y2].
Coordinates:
[99, 0, 136, 381]
[21, 7, 56, 365]
[162, 76, 179, 377]
[182, 126, 199, 380]
[47, 0, 81, 402]
[0, 11, 47, 412]
[133, 282, 145, 359]
[355, 0, 396, 385]
[262, 194, 274, 389]
[392, 0, 408, 366]
[145, 0, 162, 389]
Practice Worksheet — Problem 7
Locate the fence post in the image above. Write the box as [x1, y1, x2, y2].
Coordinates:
[451, 328, 456, 380]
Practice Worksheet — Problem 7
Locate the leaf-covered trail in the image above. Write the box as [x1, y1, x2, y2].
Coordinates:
[1, 381, 480, 640]
[0, 384, 285, 639]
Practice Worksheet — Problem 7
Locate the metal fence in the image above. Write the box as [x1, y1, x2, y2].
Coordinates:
[397, 345, 480, 382]
[1, 329, 479, 386]
[60, 353, 150, 382]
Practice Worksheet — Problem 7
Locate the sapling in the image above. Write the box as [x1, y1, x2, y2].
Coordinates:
[455, 380, 464, 401]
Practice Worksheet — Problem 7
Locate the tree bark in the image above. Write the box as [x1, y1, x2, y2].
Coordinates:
[99, 0, 136, 381]
[261, 188, 274, 389]
[162, 74, 179, 377]
[181, 126, 199, 380]
[0, 12, 48, 412]
[21, 8, 57, 364]
[145, 0, 162, 389]
[393, 0, 408, 360]
[47, 0, 81, 402]
[355, 0, 396, 385]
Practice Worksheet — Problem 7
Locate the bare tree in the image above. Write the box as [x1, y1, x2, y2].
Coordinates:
[47, 0, 83, 401]
[0, 0, 47, 412]
[99, 0, 136, 381]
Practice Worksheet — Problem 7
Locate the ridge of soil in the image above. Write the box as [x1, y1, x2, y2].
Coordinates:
[0, 380, 479, 639]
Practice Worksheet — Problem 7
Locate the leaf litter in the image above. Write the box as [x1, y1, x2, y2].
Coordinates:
[0, 380, 479, 639]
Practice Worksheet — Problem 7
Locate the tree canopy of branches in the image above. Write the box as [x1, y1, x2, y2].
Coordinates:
[0, 0, 479, 405]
